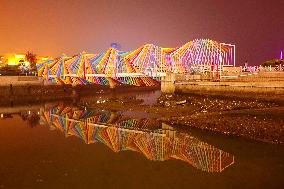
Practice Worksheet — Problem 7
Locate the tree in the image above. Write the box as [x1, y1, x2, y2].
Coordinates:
[261, 59, 283, 67]
[25, 51, 37, 70]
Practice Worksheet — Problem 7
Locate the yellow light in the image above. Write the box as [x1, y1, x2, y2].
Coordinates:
[41, 57, 48, 61]
[8, 57, 17, 65]
[6, 54, 26, 65]
[24, 61, 30, 66]
[15, 54, 25, 59]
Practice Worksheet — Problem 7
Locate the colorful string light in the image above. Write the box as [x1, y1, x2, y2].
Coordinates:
[37, 39, 235, 86]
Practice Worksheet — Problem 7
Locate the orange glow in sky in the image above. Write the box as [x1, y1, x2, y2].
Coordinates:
[0, 0, 283, 65]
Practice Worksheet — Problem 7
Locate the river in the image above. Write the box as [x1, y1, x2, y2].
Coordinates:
[0, 93, 283, 189]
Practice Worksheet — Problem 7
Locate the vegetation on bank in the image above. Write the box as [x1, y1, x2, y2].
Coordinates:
[25, 51, 37, 70]
[261, 59, 283, 67]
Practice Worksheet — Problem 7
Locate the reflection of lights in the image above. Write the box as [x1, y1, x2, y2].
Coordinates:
[28, 111, 31, 115]
[0, 114, 3, 118]
[40, 104, 235, 173]
[37, 112, 40, 115]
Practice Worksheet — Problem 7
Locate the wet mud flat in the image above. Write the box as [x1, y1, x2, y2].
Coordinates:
[83, 92, 284, 145]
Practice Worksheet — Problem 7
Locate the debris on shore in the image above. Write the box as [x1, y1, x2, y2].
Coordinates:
[86, 92, 284, 145]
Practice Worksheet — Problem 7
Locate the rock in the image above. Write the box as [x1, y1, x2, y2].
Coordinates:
[176, 100, 187, 105]
[164, 101, 171, 107]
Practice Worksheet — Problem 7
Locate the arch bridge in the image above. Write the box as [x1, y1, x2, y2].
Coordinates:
[37, 39, 235, 86]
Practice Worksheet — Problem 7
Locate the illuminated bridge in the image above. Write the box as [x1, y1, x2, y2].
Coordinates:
[40, 104, 235, 172]
[37, 39, 235, 86]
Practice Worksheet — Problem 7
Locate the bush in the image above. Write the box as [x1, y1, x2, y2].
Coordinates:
[261, 59, 283, 67]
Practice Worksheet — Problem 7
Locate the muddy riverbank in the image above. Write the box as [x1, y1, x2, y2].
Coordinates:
[1, 84, 283, 145]
[80, 92, 284, 145]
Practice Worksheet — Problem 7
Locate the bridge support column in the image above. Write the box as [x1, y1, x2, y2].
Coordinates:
[161, 73, 176, 93]
[108, 78, 116, 89]
[109, 82, 116, 89]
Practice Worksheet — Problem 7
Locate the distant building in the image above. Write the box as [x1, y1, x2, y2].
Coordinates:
[2, 53, 30, 66]
[1, 54, 52, 67]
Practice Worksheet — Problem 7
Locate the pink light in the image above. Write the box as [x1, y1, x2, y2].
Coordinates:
[281, 50, 283, 60]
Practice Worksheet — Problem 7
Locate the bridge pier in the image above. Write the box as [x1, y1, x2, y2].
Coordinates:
[161, 73, 176, 93]
[109, 79, 116, 89]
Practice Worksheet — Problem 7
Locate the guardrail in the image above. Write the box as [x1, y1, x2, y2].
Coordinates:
[177, 81, 284, 87]
[242, 65, 284, 73]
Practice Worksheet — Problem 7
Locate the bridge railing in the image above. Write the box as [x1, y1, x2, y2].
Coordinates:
[241, 65, 284, 73]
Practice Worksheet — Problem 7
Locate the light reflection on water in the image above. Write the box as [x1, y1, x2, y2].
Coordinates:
[39, 103, 234, 173]
[135, 90, 161, 105]
[1, 101, 284, 188]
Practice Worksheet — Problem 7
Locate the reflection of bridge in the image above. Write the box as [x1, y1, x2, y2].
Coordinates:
[37, 39, 235, 86]
[40, 104, 234, 172]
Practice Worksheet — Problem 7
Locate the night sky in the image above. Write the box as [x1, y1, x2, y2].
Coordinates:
[0, 0, 283, 65]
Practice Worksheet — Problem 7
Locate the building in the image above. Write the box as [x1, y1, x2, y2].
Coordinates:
[0, 54, 52, 67]
[2, 53, 30, 66]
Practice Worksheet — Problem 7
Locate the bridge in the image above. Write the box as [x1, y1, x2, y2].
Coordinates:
[40, 104, 235, 172]
[36, 39, 235, 86]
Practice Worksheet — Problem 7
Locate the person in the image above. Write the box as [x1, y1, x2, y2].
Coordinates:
[244, 61, 248, 72]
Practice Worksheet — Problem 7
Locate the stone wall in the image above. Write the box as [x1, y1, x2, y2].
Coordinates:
[0, 76, 44, 86]
[221, 72, 284, 82]
[161, 73, 284, 94]
[161, 73, 176, 93]
[174, 82, 284, 95]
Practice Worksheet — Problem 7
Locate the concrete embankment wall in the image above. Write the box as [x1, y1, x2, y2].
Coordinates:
[0, 76, 68, 105]
[0, 76, 160, 105]
[161, 73, 284, 95]
[0, 76, 45, 86]
[0, 85, 75, 106]
[221, 72, 284, 82]
[174, 82, 284, 95]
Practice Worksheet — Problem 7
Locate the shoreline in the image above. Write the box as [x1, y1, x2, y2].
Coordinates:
[0, 84, 283, 145]
[82, 92, 284, 145]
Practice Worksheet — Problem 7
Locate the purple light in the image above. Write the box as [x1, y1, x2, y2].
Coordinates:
[281, 50, 283, 60]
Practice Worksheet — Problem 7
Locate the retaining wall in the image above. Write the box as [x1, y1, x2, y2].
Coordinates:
[161, 73, 284, 94]
[174, 82, 284, 95]
[0, 76, 44, 86]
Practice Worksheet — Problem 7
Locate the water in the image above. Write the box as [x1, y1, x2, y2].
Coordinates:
[136, 90, 161, 105]
[0, 101, 284, 189]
